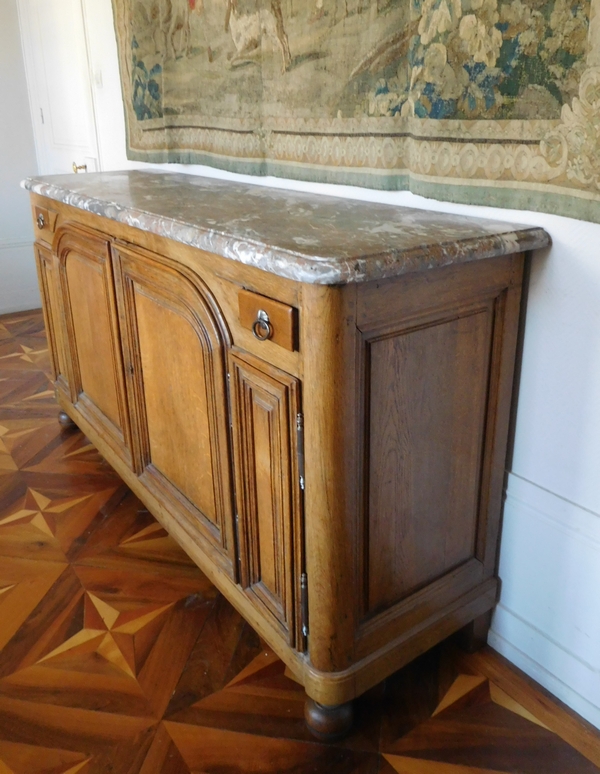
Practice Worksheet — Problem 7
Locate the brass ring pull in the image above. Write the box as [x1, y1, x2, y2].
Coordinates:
[252, 309, 273, 341]
[37, 213, 45, 229]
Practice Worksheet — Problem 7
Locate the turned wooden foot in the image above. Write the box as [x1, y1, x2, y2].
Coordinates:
[58, 410, 76, 430]
[458, 610, 493, 653]
[304, 697, 353, 741]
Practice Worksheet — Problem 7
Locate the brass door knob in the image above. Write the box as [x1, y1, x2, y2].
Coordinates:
[72, 162, 88, 173]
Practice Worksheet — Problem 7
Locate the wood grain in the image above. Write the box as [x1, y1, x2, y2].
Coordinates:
[228, 348, 302, 647]
[365, 306, 492, 614]
[52, 224, 133, 469]
[29, 197, 540, 722]
[112, 243, 237, 578]
[0, 308, 598, 772]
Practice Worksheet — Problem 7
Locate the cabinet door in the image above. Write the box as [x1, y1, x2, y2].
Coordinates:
[229, 349, 304, 648]
[35, 243, 69, 398]
[112, 244, 237, 578]
[54, 225, 132, 466]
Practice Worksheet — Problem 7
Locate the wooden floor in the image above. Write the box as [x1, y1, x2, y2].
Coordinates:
[0, 309, 599, 774]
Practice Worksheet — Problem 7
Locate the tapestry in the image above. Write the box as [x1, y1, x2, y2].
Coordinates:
[111, 0, 600, 222]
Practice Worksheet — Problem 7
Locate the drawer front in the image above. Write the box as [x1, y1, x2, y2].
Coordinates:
[239, 289, 298, 352]
[33, 205, 58, 243]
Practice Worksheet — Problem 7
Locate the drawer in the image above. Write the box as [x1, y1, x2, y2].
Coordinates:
[238, 289, 298, 352]
[33, 205, 59, 242]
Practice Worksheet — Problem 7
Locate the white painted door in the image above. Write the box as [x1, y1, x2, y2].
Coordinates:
[18, 0, 100, 175]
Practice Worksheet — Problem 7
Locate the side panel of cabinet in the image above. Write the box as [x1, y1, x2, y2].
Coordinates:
[354, 256, 523, 660]
[229, 349, 303, 648]
[365, 305, 493, 615]
[54, 225, 132, 466]
[112, 244, 237, 578]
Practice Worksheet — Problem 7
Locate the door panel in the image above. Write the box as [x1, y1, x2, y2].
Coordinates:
[54, 225, 131, 465]
[229, 349, 303, 647]
[34, 243, 68, 392]
[112, 244, 236, 577]
[65, 254, 121, 426]
[19, 0, 99, 174]
[135, 289, 219, 523]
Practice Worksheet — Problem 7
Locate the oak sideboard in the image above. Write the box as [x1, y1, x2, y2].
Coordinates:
[23, 171, 550, 739]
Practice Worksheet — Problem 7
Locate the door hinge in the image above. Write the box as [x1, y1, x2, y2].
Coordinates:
[227, 372, 233, 429]
[300, 572, 309, 638]
[296, 412, 305, 491]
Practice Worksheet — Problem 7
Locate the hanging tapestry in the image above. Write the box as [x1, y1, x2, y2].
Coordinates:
[111, 0, 600, 222]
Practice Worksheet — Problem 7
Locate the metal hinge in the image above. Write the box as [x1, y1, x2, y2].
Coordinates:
[296, 412, 305, 491]
[227, 372, 233, 429]
[234, 513, 242, 578]
[300, 572, 309, 637]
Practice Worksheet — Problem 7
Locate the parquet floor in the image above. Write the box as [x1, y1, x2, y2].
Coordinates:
[0, 309, 599, 774]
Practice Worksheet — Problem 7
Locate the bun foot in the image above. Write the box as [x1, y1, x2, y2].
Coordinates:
[58, 410, 76, 430]
[458, 610, 493, 653]
[304, 698, 353, 741]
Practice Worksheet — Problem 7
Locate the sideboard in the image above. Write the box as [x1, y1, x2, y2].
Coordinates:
[23, 171, 550, 739]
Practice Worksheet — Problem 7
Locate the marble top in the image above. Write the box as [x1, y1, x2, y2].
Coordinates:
[22, 171, 550, 285]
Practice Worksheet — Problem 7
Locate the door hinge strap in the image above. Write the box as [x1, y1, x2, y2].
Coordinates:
[296, 412, 305, 491]
[300, 572, 309, 637]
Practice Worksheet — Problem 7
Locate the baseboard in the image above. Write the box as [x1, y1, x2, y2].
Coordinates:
[490, 472, 600, 729]
[489, 614, 600, 729]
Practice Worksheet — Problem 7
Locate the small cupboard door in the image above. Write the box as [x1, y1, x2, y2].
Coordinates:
[35, 243, 69, 395]
[112, 244, 237, 577]
[228, 349, 304, 648]
[54, 225, 132, 465]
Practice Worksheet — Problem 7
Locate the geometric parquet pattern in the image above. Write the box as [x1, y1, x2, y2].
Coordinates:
[1, 309, 599, 774]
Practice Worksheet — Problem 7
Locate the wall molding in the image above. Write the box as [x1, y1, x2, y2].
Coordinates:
[490, 609, 600, 730]
[506, 473, 600, 548]
[490, 472, 600, 730]
[0, 238, 33, 251]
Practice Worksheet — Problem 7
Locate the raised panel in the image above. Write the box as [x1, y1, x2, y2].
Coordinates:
[54, 225, 131, 466]
[135, 289, 219, 522]
[229, 349, 302, 646]
[112, 244, 236, 577]
[66, 255, 121, 426]
[34, 243, 61, 382]
[363, 305, 493, 617]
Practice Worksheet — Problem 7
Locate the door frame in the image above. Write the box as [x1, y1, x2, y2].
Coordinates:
[16, 0, 101, 174]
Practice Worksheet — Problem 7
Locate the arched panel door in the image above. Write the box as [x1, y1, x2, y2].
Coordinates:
[54, 224, 133, 467]
[112, 243, 237, 578]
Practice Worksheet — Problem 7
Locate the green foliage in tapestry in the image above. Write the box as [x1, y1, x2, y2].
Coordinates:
[365, 0, 590, 120]
[132, 36, 163, 120]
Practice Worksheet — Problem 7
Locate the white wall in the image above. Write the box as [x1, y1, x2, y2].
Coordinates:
[0, 0, 40, 314]
[24, 0, 600, 728]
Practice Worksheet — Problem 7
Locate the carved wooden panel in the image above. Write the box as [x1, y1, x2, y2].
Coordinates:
[34, 243, 61, 383]
[112, 243, 237, 578]
[53, 225, 132, 466]
[2, 308, 599, 772]
[362, 304, 494, 618]
[228, 349, 303, 647]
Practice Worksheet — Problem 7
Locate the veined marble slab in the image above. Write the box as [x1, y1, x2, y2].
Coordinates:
[22, 171, 551, 285]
